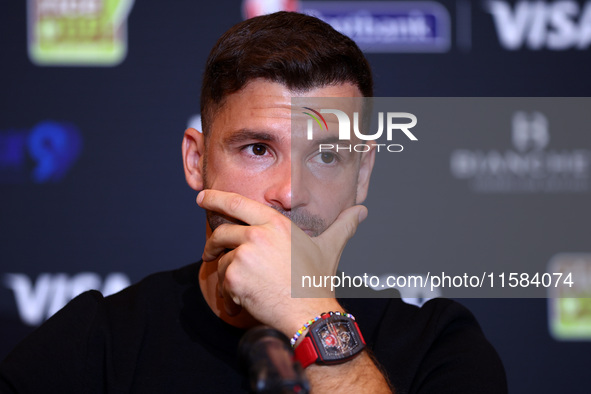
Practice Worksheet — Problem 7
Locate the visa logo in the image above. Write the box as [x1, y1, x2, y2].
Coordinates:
[487, 0, 591, 50]
[4, 272, 130, 326]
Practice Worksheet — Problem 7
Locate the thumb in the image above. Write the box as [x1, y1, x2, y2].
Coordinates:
[318, 205, 368, 256]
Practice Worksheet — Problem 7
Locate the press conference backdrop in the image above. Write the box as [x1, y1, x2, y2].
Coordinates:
[1, 0, 590, 392]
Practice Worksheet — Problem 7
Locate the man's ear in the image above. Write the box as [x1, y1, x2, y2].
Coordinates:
[182, 127, 205, 191]
[355, 147, 376, 204]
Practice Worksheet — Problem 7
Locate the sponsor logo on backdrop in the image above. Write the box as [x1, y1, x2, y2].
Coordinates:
[302, 1, 451, 52]
[548, 254, 591, 340]
[304, 107, 418, 153]
[27, 0, 135, 66]
[450, 111, 591, 193]
[242, 0, 451, 53]
[0, 121, 82, 183]
[3, 272, 130, 326]
[487, 0, 591, 50]
[242, 0, 299, 19]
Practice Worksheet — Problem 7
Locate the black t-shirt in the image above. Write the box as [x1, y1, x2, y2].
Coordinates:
[0, 262, 507, 393]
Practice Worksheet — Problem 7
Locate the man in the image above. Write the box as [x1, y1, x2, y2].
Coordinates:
[0, 12, 507, 393]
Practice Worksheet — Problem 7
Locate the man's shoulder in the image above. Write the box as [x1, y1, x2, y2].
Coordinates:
[14, 261, 202, 342]
[344, 296, 507, 393]
[344, 295, 495, 355]
[84, 262, 203, 335]
[341, 296, 478, 338]
[103, 262, 200, 306]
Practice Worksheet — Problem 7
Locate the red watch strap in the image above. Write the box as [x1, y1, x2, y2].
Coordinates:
[293, 336, 318, 368]
[355, 321, 366, 346]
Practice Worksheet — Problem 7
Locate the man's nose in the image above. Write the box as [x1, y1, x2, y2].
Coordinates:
[264, 159, 309, 211]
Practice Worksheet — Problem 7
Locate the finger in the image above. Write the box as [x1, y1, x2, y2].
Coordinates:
[215, 281, 242, 316]
[216, 250, 242, 316]
[202, 223, 248, 262]
[318, 205, 368, 257]
[222, 288, 242, 316]
[217, 249, 236, 295]
[197, 189, 281, 226]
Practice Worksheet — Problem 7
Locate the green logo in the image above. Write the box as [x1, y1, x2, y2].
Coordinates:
[28, 0, 135, 66]
[548, 254, 591, 341]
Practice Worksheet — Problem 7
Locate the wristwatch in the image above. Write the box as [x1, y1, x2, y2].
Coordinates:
[294, 312, 366, 368]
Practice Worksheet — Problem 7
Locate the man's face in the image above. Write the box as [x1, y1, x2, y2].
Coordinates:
[199, 79, 373, 236]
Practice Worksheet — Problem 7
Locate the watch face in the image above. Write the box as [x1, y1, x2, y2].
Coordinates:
[312, 316, 364, 363]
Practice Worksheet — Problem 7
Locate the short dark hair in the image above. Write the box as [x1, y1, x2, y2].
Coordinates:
[200, 11, 373, 136]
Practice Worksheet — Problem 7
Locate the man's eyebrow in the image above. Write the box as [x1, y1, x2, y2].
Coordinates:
[222, 129, 276, 145]
[314, 135, 344, 145]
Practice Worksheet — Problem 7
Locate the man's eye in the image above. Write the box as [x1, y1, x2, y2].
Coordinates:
[320, 152, 336, 164]
[250, 144, 267, 156]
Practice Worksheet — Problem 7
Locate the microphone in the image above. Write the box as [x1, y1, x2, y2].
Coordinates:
[238, 326, 309, 394]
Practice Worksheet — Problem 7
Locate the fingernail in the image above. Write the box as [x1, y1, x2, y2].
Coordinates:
[196, 191, 204, 204]
[358, 207, 368, 223]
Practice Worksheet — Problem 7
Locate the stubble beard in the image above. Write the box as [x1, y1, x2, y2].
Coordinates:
[202, 152, 328, 237]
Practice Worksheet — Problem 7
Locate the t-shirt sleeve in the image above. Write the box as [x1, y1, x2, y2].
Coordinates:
[0, 290, 107, 394]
